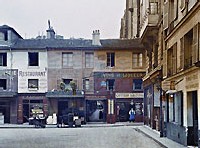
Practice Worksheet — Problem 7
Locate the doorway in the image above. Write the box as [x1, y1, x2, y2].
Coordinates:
[187, 91, 198, 146]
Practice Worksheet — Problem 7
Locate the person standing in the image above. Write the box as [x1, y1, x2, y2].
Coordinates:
[129, 108, 135, 122]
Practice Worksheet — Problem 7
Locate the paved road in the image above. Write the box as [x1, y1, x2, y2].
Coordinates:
[0, 126, 161, 148]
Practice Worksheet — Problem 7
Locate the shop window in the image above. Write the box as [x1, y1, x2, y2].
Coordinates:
[133, 79, 143, 90]
[168, 95, 174, 122]
[168, 92, 183, 125]
[0, 79, 6, 90]
[28, 52, 39, 66]
[62, 52, 73, 68]
[107, 52, 115, 67]
[28, 79, 39, 90]
[0, 53, 7, 66]
[106, 79, 115, 91]
[85, 52, 94, 68]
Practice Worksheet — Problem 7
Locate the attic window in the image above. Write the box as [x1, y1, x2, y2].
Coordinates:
[0, 53, 7, 66]
[28, 52, 39, 66]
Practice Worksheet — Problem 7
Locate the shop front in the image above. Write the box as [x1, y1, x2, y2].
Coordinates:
[46, 91, 85, 124]
[17, 94, 48, 124]
[85, 95, 107, 123]
[115, 92, 144, 122]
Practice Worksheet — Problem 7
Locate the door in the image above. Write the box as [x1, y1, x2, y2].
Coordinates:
[187, 91, 198, 146]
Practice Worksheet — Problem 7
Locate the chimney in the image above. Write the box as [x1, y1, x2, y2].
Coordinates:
[92, 30, 101, 46]
[46, 20, 55, 39]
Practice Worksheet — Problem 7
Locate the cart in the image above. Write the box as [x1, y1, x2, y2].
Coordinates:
[28, 105, 47, 128]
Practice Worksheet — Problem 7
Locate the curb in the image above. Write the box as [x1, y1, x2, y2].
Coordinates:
[134, 128, 167, 148]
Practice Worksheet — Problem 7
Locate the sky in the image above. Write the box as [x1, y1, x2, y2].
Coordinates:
[0, 0, 125, 39]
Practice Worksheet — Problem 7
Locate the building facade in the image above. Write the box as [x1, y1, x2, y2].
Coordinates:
[120, 0, 200, 147]
[162, 1, 200, 146]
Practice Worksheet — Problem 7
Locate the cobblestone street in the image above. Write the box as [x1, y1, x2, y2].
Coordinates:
[0, 126, 161, 148]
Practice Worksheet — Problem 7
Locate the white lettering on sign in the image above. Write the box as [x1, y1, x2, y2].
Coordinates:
[115, 93, 144, 98]
[19, 71, 46, 77]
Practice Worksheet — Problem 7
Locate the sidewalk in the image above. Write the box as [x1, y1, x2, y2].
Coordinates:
[135, 125, 187, 148]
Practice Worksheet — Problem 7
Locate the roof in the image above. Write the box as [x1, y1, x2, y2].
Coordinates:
[12, 38, 94, 49]
[12, 38, 145, 50]
[100, 38, 144, 49]
[0, 25, 23, 39]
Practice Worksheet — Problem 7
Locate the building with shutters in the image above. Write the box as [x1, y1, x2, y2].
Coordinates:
[120, 0, 200, 147]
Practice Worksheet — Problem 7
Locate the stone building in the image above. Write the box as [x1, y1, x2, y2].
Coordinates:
[162, 1, 200, 146]
[120, 0, 200, 147]
[0, 23, 145, 124]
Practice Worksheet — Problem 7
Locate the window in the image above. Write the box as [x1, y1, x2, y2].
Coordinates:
[85, 52, 94, 68]
[168, 92, 183, 125]
[62, 52, 73, 67]
[106, 79, 115, 90]
[85, 79, 90, 90]
[63, 79, 73, 90]
[0, 53, 7, 66]
[28, 79, 39, 90]
[150, 2, 158, 14]
[0, 79, 6, 90]
[133, 79, 143, 90]
[167, 43, 177, 76]
[107, 53, 115, 67]
[28, 52, 39, 66]
[184, 29, 193, 69]
[133, 53, 143, 68]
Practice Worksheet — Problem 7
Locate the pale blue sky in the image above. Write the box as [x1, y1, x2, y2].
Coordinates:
[0, 0, 125, 39]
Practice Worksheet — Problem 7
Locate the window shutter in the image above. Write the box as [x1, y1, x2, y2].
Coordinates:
[163, 2, 169, 30]
[173, 0, 178, 21]
[180, 37, 184, 70]
[192, 24, 198, 63]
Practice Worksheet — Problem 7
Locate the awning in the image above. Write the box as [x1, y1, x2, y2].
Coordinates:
[166, 90, 177, 94]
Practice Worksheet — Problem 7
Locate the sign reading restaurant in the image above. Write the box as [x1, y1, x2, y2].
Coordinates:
[115, 93, 144, 99]
[19, 71, 46, 77]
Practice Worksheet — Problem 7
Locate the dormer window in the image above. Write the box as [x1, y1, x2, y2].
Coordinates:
[0, 53, 7, 66]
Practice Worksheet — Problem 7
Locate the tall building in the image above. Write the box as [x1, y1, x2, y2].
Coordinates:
[121, 0, 200, 147]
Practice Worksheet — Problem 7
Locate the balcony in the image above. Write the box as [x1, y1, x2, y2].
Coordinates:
[140, 11, 159, 38]
[46, 90, 84, 98]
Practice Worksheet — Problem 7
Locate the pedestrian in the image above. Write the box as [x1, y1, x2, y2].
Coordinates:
[129, 108, 135, 122]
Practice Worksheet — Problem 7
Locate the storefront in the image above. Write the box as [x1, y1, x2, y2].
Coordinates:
[115, 92, 144, 122]
[17, 94, 48, 124]
[46, 91, 85, 124]
[85, 95, 107, 122]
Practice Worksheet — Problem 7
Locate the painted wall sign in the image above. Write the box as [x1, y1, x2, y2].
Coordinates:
[94, 72, 145, 78]
[19, 71, 46, 77]
[115, 93, 144, 98]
